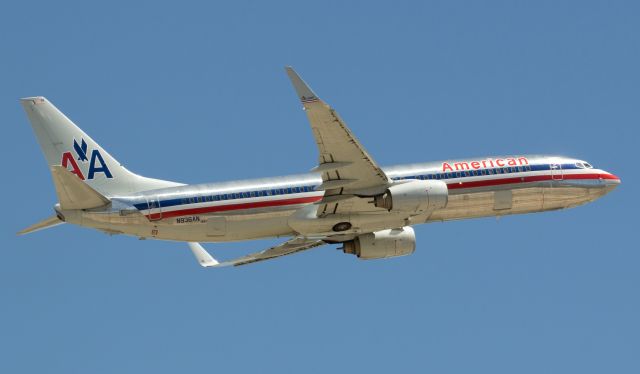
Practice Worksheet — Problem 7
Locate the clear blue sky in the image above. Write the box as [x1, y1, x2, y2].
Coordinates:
[1, 1, 638, 373]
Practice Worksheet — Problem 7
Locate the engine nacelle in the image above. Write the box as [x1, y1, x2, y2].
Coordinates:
[374, 180, 448, 214]
[342, 226, 416, 260]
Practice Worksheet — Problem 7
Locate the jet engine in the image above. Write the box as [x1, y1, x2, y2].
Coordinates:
[341, 227, 416, 260]
[374, 180, 448, 214]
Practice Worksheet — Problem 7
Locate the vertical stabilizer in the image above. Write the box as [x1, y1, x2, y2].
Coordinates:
[21, 97, 183, 196]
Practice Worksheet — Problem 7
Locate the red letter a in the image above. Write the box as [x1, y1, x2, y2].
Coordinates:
[61, 152, 85, 180]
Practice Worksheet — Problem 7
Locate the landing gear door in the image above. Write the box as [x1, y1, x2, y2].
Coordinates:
[550, 163, 563, 180]
[147, 197, 163, 221]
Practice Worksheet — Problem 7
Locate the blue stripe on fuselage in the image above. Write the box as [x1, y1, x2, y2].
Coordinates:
[132, 163, 581, 211]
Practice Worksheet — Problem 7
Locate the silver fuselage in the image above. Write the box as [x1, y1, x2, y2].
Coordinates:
[59, 155, 620, 243]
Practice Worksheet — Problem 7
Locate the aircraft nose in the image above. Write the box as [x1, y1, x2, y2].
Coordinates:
[600, 171, 621, 190]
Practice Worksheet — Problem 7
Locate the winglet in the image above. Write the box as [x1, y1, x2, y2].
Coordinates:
[188, 242, 222, 267]
[285, 66, 320, 104]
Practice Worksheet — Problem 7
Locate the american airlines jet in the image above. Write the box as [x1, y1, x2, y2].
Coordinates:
[19, 67, 621, 267]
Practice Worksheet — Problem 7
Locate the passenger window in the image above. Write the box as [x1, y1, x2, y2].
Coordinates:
[189, 198, 195, 204]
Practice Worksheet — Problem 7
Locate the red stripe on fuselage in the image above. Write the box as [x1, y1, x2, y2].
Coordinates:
[447, 172, 615, 190]
[149, 196, 323, 219]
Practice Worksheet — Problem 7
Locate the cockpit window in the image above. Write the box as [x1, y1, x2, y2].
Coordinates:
[584, 162, 593, 168]
[576, 162, 585, 168]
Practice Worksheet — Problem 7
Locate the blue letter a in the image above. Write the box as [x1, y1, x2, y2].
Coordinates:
[88, 150, 113, 179]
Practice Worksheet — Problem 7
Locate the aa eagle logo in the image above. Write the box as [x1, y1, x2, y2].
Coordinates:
[60, 138, 113, 180]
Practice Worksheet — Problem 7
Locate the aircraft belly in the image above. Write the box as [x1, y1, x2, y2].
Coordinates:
[428, 184, 603, 222]
[152, 211, 294, 242]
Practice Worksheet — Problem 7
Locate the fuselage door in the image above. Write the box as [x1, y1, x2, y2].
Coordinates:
[550, 163, 563, 180]
[147, 197, 163, 221]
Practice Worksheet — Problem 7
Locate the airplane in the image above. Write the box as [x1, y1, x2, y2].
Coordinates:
[18, 67, 621, 267]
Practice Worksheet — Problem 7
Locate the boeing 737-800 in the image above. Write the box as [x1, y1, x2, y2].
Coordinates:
[19, 67, 621, 267]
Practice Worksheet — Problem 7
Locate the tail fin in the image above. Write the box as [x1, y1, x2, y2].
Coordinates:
[21, 97, 182, 196]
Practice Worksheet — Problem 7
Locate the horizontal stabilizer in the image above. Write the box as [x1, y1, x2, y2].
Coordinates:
[50, 166, 111, 210]
[18, 215, 64, 235]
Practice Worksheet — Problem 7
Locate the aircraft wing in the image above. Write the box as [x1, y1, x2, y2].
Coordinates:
[188, 238, 325, 267]
[285, 67, 391, 216]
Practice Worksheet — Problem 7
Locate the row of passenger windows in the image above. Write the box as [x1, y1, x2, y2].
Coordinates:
[394, 165, 533, 181]
[180, 185, 316, 205]
[179, 165, 539, 205]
